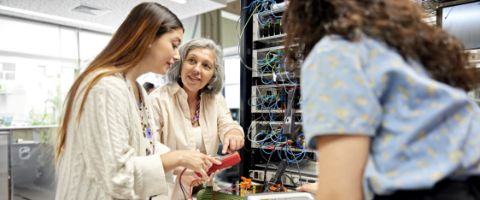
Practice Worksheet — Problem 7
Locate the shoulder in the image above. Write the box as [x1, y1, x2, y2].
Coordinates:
[304, 34, 401, 72]
[95, 74, 127, 90]
[77, 72, 130, 103]
[212, 94, 228, 107]
[312, 35, 358, 53]
[302, 35, 362, 70]
[309, 34, 389, 59]
[197, 93, 224, 109]
[91, 74, 128, 95]
[213, 93, 226, 102]
[201, 93, 224, 103]
[150, 83, 175, 101]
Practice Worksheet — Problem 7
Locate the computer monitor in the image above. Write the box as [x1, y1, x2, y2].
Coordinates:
[437, 0, 480, 50]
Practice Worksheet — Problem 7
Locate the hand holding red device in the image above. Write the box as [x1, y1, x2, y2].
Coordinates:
[196, 152, 241, 177]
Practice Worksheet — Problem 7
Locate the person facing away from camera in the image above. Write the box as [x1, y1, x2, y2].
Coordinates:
[283, 0, 480, 199]
[55, 3, 220, 200]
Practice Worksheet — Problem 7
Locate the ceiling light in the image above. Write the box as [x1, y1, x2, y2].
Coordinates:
[72, 4, 111, 16]
[169, 0, 187, 4]
[0, 5, 113, 33]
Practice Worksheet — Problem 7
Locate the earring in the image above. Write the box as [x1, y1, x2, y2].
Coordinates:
[207, 84, 213, 90]
[148, 44, 152, 48]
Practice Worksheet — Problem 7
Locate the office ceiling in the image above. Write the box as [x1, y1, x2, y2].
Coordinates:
[0, 0, 235, 33]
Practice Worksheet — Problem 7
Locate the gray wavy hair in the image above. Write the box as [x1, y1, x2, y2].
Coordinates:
[167, 38, 224, 94]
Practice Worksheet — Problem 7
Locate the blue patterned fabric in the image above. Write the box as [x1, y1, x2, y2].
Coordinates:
[301, 35, 480, 196]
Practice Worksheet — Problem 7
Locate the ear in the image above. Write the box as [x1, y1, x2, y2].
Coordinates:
[206, 76, 216, 90]
[210, 75, 217, 83]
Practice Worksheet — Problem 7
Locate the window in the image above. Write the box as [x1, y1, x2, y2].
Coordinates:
[0, 63, 16, 81]
[439, 1, 480, 49]
[0, 16, 111, 127]
[224, 55, 240, 109]
[78, 31, 110, 71]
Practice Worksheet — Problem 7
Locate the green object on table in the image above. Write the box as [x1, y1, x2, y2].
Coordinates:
[196, 186, 245, 200]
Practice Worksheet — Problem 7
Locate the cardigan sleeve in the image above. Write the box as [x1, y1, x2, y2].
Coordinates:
[149, 89, 166, 144]
[78, 78, 168, 199]
[215, 94, 244, 143]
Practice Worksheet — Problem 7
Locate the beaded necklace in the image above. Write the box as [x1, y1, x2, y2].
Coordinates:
[138, 99, 154, 155]
[127, 79, 154, 155]
[191, 96, 201, 127]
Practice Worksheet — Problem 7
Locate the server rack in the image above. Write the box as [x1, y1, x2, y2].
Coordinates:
[239, 0, 317, 191]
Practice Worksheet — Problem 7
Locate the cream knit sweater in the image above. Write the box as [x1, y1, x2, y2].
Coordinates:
[55, 72, 172, 200]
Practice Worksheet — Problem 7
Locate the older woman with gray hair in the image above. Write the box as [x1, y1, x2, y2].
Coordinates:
[150, 38, 244, 199]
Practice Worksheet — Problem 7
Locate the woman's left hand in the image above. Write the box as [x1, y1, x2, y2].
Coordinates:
[179, 169, 215, 188]
[222, 130, 244, 154]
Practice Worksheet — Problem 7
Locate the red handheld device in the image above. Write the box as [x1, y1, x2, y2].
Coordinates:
[196, 152, 241, 177]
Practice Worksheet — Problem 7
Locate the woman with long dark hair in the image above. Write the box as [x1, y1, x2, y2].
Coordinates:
[55, 3, 220, 199]
[284, 0, 480, 199]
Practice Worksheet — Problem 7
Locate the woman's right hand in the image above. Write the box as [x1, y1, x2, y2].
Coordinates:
[175, 150, 221, 180]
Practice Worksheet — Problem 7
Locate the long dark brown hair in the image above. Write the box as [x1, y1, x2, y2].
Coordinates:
[56, 2, 183, 160]
[283, 0, 478, 91]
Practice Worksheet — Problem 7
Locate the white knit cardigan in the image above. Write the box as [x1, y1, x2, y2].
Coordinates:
[55, 72, 172, 200]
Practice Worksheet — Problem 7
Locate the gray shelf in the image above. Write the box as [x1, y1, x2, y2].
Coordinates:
[255, 160, 317, 177]
[254, 33, 286, 43]
[252, 146, 314, 153]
